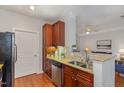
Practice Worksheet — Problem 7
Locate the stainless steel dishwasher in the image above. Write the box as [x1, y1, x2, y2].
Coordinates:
[52, 61, 62, 86]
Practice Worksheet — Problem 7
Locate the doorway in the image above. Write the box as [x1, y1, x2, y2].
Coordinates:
[14, 29, 39, 78]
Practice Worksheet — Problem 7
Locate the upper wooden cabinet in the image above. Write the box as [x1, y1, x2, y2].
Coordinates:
[52, 21, 65, 46]
[43, 24, 53, 47]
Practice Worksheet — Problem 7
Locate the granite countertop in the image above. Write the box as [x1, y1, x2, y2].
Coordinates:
[89, 53, 116, 62]
[0, 64, 3, 70]
[47, 56, 93, 74]
[47, 53, 116, 74]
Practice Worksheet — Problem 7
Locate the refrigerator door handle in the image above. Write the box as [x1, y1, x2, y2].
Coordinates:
[15, 44, 17, 62]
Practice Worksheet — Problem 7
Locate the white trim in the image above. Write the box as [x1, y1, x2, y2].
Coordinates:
[12, 28, 37, 33]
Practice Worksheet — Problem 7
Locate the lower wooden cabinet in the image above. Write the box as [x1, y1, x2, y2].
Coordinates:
[63, 65, 94, 87]
[63, 73, 74, 87]
[76, 69, 93, 87]
[45, 59, 52, 78]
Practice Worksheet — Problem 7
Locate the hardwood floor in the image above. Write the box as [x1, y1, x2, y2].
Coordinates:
[115, 73, 124, 87]
[14, 73, 55, 87]
[14, 73, 124, 87]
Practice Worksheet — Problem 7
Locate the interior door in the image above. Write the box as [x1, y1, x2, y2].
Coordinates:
[14, 30, 38, 78]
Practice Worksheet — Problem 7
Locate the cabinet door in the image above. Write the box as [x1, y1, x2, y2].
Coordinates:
[63, 72, 75, 87]
[45, 59, 52, 78]
[43, 24, 53, 47]
[63, 65, 76, 87]
[53, 21, 65, 46]
[53, 23, 60, 46]
[59, 21, 65, 46]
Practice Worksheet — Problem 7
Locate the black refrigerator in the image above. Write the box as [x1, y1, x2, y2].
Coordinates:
[0, 32, 16, 87]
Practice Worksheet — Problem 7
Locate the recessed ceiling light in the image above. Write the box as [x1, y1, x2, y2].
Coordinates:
[30, 5, 35, 11]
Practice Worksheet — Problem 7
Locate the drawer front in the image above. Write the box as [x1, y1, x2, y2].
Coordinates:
[63, 65, 76, 74]
[76, 76, 93, 87]
[76, 69, 93, 85]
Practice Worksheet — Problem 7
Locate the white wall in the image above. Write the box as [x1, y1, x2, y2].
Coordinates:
[59, 14, 77, 52]
[78, 27, 124, 54]
[0, 9, 45, 72]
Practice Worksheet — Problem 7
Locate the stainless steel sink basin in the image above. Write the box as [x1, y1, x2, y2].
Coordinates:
[80, 64, 87, 68]
[68, 61, 92, 69]
[68, 61, 84, 66]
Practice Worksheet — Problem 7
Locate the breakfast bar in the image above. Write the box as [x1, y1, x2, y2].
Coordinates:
[91, 53, 116, 87]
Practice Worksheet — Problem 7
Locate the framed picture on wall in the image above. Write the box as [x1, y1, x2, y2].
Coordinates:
[97, 40, 112, 49]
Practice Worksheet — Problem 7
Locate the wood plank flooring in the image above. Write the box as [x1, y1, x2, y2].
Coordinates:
[15, 73, 124, 87]
[115, 73, 124, 87]
[14, 73, 55, 87]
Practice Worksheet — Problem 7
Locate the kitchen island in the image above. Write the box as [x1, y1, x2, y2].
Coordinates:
[90, 53, 116, 87]
[47, 53, 116, 87]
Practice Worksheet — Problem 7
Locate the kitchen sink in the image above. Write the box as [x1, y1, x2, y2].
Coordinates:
[68, 61, 84, 66]
[80, 64, 87, 68]
[68, 61, 92, 69]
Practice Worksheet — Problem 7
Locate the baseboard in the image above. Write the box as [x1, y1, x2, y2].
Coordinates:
[36, 70, 43, 74]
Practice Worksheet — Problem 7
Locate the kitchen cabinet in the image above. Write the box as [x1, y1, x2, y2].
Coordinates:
[45, 59, 52, 78]
[42, 21, 65, 78]
[42, 24, 53, 75]
[63, 72, 75, 87]
[76, 69, 94, 87]
[63, 65, 77, 87]
[63, 65, 93, 87]
[53, 21, 65, 46]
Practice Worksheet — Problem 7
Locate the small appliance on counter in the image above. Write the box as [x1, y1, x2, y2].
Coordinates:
[47, 46, 67, 60]
[57, 46, 65, 58]
[53, 46, 67, 59]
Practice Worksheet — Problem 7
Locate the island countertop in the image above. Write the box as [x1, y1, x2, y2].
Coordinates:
[89, 53, 116, 62]
[47, 56, 93, 74]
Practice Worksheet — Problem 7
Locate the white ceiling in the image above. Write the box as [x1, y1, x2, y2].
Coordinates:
[0, 5, 124, 33]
